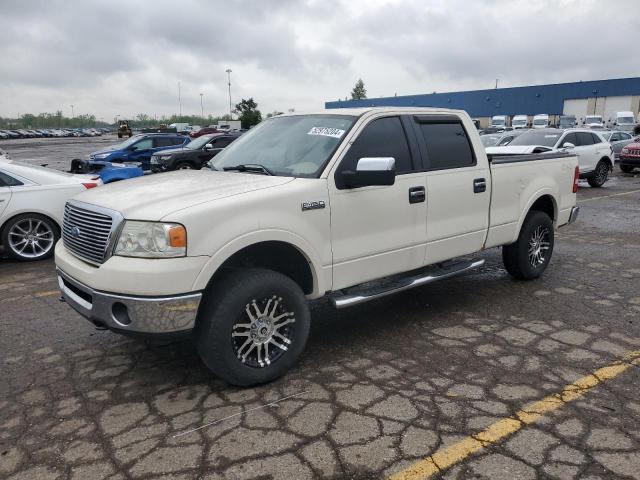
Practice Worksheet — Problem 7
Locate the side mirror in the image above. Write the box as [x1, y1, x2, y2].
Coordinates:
[562, 142, 575, 149]
[341, 157, 396, 188]
[129, 145, 138, 152]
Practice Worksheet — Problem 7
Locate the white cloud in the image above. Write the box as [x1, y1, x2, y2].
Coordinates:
[0, 0, 637, 120]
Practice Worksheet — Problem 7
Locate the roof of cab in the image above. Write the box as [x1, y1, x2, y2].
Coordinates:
[278, 106, 471, 118]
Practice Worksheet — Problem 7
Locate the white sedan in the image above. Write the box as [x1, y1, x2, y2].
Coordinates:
[0, 153, 101, 261]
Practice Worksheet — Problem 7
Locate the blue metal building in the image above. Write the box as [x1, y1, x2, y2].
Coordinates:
[325, 77, 640, 118]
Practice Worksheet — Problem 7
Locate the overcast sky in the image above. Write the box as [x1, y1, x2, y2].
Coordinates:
[1, 0, 638, 121]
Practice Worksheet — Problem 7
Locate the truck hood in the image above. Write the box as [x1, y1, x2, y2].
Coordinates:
[74, 170, 294, 220]
[486, 145, 553, 155]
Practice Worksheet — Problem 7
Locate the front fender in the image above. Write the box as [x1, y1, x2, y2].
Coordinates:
[192, 229, 328, 298]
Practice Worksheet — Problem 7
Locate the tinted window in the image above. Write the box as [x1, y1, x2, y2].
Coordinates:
[0, 171, 23, 187]
[575, 132, 594, 146]
[609, 133, 621, 142]
[621, 132, 632, 140]
[215, 137, 232, 147]
[417, 122, 474, 170]
[154, 137, 183, 148]
[591, 133, 603, 144]
[562, 133, 578, 147]
[337, 116, 413, 188]
[134, 138, 154, 150]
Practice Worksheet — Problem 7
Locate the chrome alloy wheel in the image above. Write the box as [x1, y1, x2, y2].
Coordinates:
[8, 218, 55, 259]
[528, 225, 550, 268]
[231, 296, 296, 368]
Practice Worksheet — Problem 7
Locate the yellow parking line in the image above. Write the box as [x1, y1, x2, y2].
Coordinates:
[34, 290, 59, 298]
[578, 188, 640, 203]
[388, 349, 640, 480]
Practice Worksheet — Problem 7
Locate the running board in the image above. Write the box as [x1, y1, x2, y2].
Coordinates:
[329, 259, 485, 309]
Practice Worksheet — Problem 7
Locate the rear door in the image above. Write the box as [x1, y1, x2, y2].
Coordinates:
[574, 132, 598, 173]
[411, 115, 491, 265]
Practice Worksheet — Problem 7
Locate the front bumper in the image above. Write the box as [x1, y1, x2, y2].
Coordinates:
[57, 269, 202, 335]
[619, 155, 640, 166]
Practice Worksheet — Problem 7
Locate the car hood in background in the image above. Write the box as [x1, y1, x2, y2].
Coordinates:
[152, 147, 192, 156]
[74, 170, 294, 220]
[485, 145, 552, 155]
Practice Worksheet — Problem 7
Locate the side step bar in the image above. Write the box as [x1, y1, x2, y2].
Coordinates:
[329, 259, 485, 309]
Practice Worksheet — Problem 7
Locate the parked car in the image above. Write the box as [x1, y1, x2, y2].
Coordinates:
[56, 107, 579, 386]
[70, 159, 144, 183]
[532, 114, 550, 128]
[600, 131, 637, 160]
[486, 128, 613, 187]
[619, 141, 640, 173]
[559, 115, 578, 129]
[0, 159, 101, 261]
[511, 115, 529, 129]
[479, 127, 513, 135]
[89, 134, 190, 171]
[606, 111, 636, 131]
[583, 115, 604, 128]
[150, 132, 241, 172]
[0, 131, 9, 140]
[480, 129, 525, 148]
[189, 126, 222, 138]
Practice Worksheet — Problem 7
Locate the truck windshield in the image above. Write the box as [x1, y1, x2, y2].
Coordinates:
[533, 118, 547, 125]
[508, 130, 561, 147]
[618, 117, 634, 124]
[585, 117, 601, 123]
[492, 119, 505, 126]
[512, 119, 526, 126]
[211, 114, 356, 177]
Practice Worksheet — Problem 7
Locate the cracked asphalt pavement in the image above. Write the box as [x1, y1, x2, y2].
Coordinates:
[1, 137, 640, 479]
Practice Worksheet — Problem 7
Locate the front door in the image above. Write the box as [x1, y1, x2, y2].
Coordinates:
[329, 115, 427, 290]
[410, 116, 490, 264]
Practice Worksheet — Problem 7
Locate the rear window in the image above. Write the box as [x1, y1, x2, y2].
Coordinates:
[416, 121, 475, 170]
[591, 133, 603, 144]
[0, 170, 23, 187]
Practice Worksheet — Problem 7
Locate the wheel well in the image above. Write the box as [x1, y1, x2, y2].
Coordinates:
[211, 241, 314, 295]
[600, 156, 613, 168]
[529, 195, 555, 221]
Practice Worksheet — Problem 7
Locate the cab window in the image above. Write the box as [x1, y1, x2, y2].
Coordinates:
[336, 116, 414, 189]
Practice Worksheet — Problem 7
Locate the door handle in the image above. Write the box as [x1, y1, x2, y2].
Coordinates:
[473, 178, 487, 193]
[409, 186, 426, 204]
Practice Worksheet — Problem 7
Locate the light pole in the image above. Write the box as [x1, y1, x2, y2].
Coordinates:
[70, 104, 74, 118]
[178, 81, 182, 118]
[225, 69, 233, 117]
[200, 93, 204, 122]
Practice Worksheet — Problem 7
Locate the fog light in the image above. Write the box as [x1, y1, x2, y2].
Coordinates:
[112, 302, 131, 326]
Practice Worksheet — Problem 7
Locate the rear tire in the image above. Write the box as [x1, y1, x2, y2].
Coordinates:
[195, 268, 310, 387]
[620, 164, 634, 173]
[587, 160, 609, 188]
[502, 211, 554, 280]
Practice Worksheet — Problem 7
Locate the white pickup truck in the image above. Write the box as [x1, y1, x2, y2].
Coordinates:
[56, 107, 580, 386]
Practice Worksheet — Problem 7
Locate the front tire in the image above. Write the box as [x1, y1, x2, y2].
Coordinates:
[175, 161, 195, 170]
[195, 269, 310, 387]
[502, 211, 554, 280]
[620, 164, 635, 173]
[2, 214, 59, 261]
[587, 160, 609, 188]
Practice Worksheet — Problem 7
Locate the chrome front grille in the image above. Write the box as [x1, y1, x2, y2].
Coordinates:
[62, 202, 116, 265]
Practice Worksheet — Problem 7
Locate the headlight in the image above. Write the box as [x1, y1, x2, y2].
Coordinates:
[93, 153, 110, 159]
[114, 221, 187, 258]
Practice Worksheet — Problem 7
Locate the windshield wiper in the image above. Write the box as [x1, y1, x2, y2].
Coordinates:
[223, 164, 274, 176]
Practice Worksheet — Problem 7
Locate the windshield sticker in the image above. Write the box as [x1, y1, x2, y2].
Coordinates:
[307, 127, 346, 139]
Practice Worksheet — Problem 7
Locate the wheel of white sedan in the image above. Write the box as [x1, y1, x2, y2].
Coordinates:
[195, 268, 310, 386]
[2, 213, 59, 261]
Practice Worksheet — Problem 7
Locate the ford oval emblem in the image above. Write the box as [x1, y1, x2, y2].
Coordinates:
[70, 226, 81, 238]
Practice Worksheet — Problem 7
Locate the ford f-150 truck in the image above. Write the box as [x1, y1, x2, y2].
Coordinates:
[55, 108, 580, 386]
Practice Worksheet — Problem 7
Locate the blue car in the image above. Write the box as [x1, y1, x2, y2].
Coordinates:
[89, 134, 190, 170]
